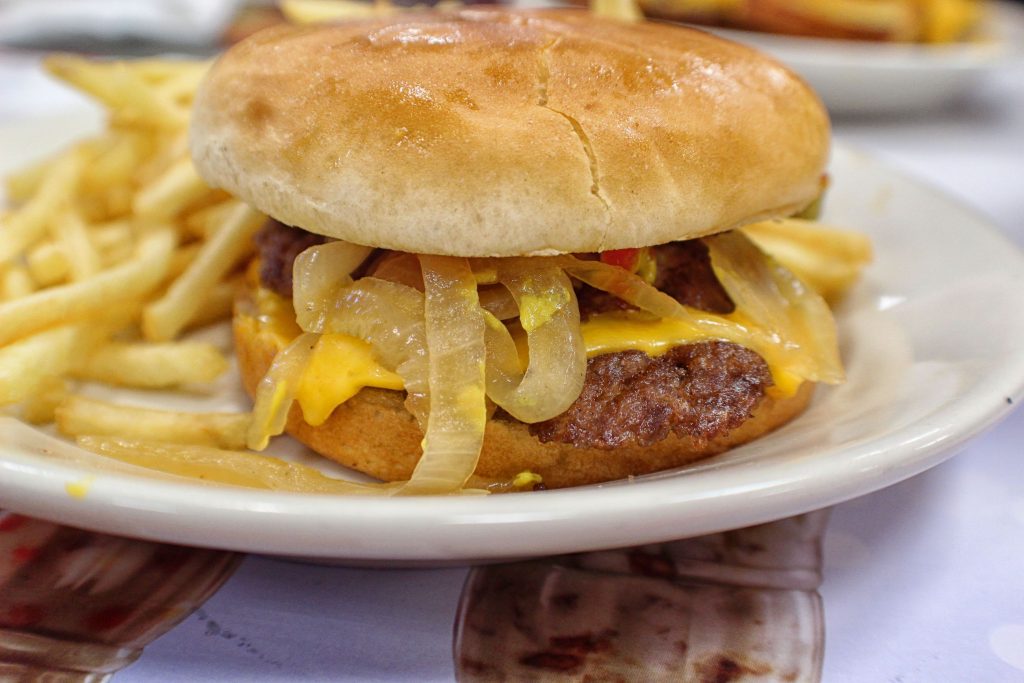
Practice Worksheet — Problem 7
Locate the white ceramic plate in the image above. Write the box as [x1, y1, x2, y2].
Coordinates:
[693, 1, 1023, 115]
[2, 114, 1024, 562]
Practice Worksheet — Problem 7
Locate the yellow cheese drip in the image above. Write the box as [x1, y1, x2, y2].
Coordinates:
[256, 286, 404, 425]
[298, 335, 404, 425]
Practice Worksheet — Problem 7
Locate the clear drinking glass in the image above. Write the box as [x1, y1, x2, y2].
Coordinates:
[0, 511, 241, 682]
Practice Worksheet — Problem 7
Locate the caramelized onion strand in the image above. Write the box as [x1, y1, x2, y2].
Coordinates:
[402, 255, 488, 495]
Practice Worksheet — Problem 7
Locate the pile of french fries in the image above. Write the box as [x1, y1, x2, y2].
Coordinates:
[0, 57, 249, 405]
[0, 57, 351, 491]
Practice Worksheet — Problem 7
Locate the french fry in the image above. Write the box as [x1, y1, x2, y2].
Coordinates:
[135, 131, 188, 187]
[75, 340, 228, 388]
[1, 264, 37, 300]
[0, 229, 175, 346]
[76, 436, 399, 494]
[53, 208, 101, 281]
[0, 149, 84, 264]
[282, 0, 388, 23]
[187, 278, 239, 331]
[156, 62, 212, 105]
[591, 0, 643, 21]
[143, 204, 262, 341]
[93, 220, 133, 247]
[742, 219, 873, 303]
[168, 243, 202, 278]
[44, 56, 187, 129]
[84, 131, 148, 192]
[183, 200, 237, 240]
[0, 326, 85, 405]
[58, 397, 250, 450]
[21, 377, 70, 424]
[5, 154, 58, 204]
[129, 59, 211, 84]
[26, 241, 68, 286]
[281, 0, 461, 23]
[133, 157, 208, 219]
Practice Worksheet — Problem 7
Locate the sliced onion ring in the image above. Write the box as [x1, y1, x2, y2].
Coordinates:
[478, 284, 519, 320]
[316, 276, 430, 427]
[704, 231, 843, 384]
[369, 251, 424, 291]
[293, 240, 373, 333]
[480, 261, 586, 423]
[402, 255, 487, 495]
[558, 254, 754, 343]
[247, 331, 319, 451]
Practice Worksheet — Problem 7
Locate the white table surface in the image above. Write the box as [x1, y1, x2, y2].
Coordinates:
[2, 47, 1023, 683]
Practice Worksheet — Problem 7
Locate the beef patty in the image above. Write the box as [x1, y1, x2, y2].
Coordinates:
[253, 220, 772, 449]
[530, 343, 770, 449]
[255, 220, 326, 298]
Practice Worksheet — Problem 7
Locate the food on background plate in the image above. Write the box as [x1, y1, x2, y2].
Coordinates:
[634, 0, 983, 43]
[0, 8, 870, 496]
[190, 7, 869, 493]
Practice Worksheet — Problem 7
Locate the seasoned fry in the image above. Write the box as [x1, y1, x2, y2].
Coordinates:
[75, 340, 228, 388]
[58, 397, 250, 449]
[0, 326, 85, 405]
[0, 229, 175, 346]
[143, 203, 262, 341]
[76, 436, 400, 494]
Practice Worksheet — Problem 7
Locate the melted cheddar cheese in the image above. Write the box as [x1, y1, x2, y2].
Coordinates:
[253, 285, 404, 426]
[254, 286, 802, 426]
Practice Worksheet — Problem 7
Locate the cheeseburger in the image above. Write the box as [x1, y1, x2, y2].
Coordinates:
[190, 8, 843, 493]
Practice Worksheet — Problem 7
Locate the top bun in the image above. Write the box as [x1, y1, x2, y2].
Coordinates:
[190, 8, 829, 256]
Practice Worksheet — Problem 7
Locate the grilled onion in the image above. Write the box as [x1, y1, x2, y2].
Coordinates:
[293, 240, 372, 332]
[481, 262, 586, 423]
[403, 255, 488, 494]
[704, 231, 844, 384]
[560, 234, 843, 387]
[247, 331, 319, 450]
[370, 251, 423, 290]
[314, 276, 430, 426]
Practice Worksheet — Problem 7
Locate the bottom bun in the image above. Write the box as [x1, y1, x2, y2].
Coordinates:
[234, 290, 815, 490]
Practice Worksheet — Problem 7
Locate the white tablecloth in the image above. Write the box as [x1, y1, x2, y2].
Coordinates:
[2, 50, 1022, 683]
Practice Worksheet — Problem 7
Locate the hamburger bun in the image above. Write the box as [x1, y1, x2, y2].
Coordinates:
[191, 8, 829, 257]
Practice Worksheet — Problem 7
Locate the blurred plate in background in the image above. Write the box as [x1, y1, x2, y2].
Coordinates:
[697, 0, 1023, 115]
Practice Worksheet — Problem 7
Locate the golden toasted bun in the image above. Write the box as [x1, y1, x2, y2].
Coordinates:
[192, 8, 829, 257]
[234, 281, 814, 489]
